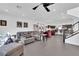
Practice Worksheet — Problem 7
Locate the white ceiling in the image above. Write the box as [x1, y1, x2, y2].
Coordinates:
[0, 3, 79, 25]
[67, 7, 79, 18]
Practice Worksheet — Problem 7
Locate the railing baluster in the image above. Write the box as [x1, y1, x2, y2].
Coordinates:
[63, 21, 79, 43]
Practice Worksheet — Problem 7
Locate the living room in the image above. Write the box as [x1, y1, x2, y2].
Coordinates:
[1, 2, 79, 56]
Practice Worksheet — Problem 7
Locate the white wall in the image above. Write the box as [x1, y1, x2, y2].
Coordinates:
[0, 14, 35, 35]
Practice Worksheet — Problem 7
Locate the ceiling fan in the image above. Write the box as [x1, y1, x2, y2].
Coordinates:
[32, 3, 55, 12]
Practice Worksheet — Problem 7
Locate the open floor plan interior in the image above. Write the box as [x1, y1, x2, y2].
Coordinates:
[0, 3, 79, 56]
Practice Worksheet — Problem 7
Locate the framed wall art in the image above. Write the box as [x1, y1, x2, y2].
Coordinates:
[0, 20, 7, 26]
[17, 21, 22, 28]
[24, 22, 28, 28]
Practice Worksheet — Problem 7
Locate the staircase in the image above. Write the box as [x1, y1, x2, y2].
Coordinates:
[64, 21, 79, 46]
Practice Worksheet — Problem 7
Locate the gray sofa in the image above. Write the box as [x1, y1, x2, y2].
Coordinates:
[20, 36, 35, 45]
[0, 42, 24, 56]
[17, 31, 41, 45]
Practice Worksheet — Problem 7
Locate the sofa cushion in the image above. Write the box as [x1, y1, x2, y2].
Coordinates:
[0, 42, 23, 56]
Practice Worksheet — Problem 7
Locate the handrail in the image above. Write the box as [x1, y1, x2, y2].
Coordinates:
[72, 21, 79, 26]
[66, 31, 79, 39]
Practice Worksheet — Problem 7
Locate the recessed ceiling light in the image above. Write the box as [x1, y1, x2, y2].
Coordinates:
[22, 14, 25, 17]
[5, 9, 8, 12]
[53, 9, 56, 11]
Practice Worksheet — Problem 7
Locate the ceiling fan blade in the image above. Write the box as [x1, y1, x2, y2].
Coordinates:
[32, 3, 54, 12]
[33, 5, 39, 10]
[33, 3, 42, 10]
[48, 3, 55, 5]
[44, 6, 50, 12]
[43, 3, 55, 7]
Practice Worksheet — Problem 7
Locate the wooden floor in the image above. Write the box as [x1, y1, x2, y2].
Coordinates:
[24, 35, 79, 56]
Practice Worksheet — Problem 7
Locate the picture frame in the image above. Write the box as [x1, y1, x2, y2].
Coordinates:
[17, 21, 22, 28]
[24, 22, 28, 28]
[0, 20, 7, 26]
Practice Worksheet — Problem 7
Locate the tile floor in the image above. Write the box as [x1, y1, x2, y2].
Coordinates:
[24, 35, 79, 56]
